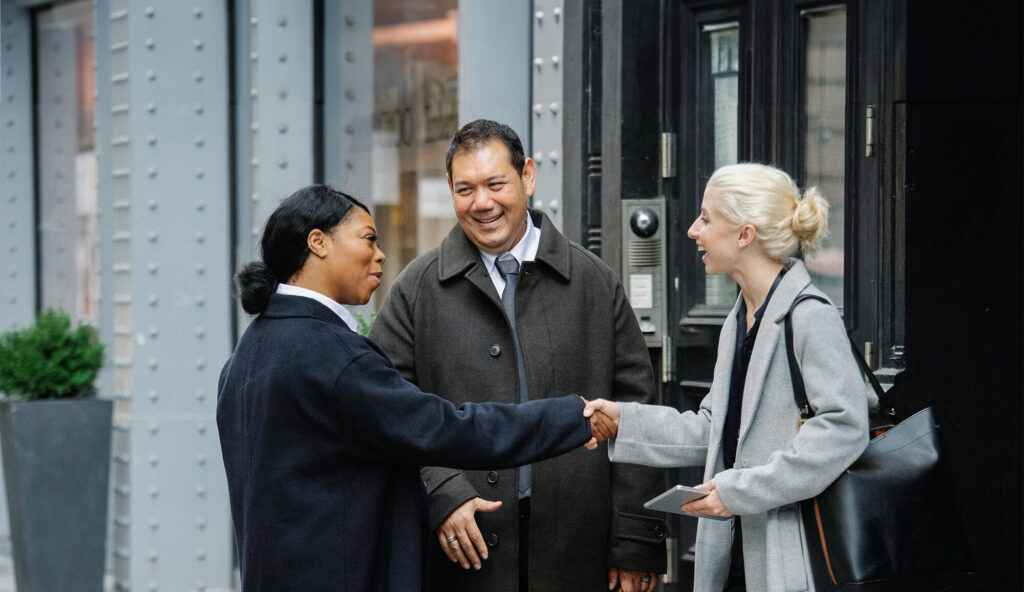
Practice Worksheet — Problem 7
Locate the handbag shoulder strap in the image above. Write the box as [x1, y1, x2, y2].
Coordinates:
[784, 293, 892, 424]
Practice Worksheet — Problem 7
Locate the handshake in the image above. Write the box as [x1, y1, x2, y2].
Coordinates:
[580, 398, 621, 450]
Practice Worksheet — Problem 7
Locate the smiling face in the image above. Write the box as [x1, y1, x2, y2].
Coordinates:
[687, 187, 743, 276]
[324, 208, 386, 305]
[448, 139, 535, 255]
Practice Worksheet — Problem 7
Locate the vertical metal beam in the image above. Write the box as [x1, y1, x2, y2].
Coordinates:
[123, 1, 233, 589]
[322, 0, 372, 202]
[0, 0, 36, 539]
[530, 1, 565, 227]
[457, 0, 531, 149]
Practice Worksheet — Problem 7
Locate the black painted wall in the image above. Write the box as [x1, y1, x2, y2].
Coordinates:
[900, 2, 1022, 589]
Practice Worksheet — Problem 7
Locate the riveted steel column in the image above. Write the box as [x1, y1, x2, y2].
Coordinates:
[247, 0, 314, 243]
[458, 0, 531, 147]
[122, 1, 233, 590]
[323, 0, 372, 201]
[531, 1, 565, 228]
[0, 0, 35, 539]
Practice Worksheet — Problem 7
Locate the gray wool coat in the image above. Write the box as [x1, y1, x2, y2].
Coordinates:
[370, 210, 667, 591]
[608, 260, 870, 592]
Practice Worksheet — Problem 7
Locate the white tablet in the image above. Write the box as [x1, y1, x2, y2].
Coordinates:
[643, 485, 731, 520]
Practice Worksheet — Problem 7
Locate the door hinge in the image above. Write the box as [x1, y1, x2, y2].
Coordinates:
[660, 132, 677, 178]
[661, 334, 675, 383]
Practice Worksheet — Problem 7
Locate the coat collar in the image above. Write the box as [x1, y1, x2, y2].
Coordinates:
[437, 209, 572, 283]
[260, 292, 352, 331]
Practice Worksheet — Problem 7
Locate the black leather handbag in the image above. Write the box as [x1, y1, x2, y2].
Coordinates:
[785, 294, 973, 591]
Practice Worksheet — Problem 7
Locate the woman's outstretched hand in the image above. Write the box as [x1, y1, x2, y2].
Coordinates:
[582, 398, 622, 450]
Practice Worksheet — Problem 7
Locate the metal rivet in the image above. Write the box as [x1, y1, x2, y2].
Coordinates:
[553, 7, 562, 19]
[195, 295, 206, 306]
[195, 169, 205, 180]
[196, 454, 207, 465]
[194, 135, 204, 146]
[533, 103, 543, 115]
[197, 549, 206, 561]
[196, 359, 206, 370]
[345, 89, 356, 100]
[148, 550, 158, 562]
[278, 53, 287, 63]
[196, 485, 207, 497]
[145, 6, 155, 17]
[552, 55, 560, 66]
[148, 391, 158, 402]
[145, 38, 155, 49]
[196, 517, 207, 530]
[250, 122, 259, 132]
[148, 486, 159, 498]
[345, 160, 354, 170]
[278, 122, 287, 133]
[146, 69, 156, 81]
[278, 15, 287, 26]
[549, 150, 559, 163]
[147, 102, 157, 113]
[148, 359, 158, 370]
[147, 263, 158, 274]
[193, 70, 203, 82]
[196, 264, 206, 275]
[148, 455, 159, 466]
[194, 103, 204, 114]
[549, 102, 559, 114]
[147, 166, 157, 178]
[147, 134, 156, 145]
[534, 57, 543, 68]
[148, 327, 159, 338]
[193, 7, 203, 18]
[148, 231, 158, 242]
[278, 89, 287, 99]
[278, 158, 288, 169]
[148, 423, 158, 434]
[344, 123, 355, 134]
[194, 39, 203, 50]
[195, 326, 206, 338]
[149, 519, 159, 530]
[345, 51, 356, 63]
[346, 14, 356, 25]
[148, 199, 158, 210]
[197, 423, 207, 435]
[250, 88, 258, 98]
[148, 294, 159, 306]
[250, 16, 258, 25]
[533, 151, 543, 163]
[196, 233, 206, 243]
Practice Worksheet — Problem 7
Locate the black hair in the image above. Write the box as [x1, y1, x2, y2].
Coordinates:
[236, 185, 370, 315]
[444, 119, 526, 179]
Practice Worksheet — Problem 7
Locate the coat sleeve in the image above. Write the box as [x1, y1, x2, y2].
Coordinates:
[608, 399, 713, 468]
[368, 268, 483, 529]
[329, 349, 593, 470]
[712, 301, 870, 516]
[604, 279, 670, 574]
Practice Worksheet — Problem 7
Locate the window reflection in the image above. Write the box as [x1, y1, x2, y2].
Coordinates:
[34, 1, 98, 324]
[372, 1, 458, 299]
[700, 23, 740, 307]
[802, 7, 846, 307]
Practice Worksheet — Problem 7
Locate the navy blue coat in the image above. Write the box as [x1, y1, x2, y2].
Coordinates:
[217, 294, 592, 591]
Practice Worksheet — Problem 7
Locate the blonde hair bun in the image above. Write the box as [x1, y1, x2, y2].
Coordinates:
[791, 186, 830, 253]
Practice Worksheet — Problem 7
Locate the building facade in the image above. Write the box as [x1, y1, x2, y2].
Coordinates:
[0, 0, 1020, 590]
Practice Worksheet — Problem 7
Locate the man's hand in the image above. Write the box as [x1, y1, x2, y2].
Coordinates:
[608, 567, 657, 592]
[583, 398, 622, 450]
[437, 497, 502, 570]
[680, 479, 733, 519]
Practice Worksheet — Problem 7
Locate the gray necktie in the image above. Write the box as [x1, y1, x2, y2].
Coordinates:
[496, 254, 531, 498]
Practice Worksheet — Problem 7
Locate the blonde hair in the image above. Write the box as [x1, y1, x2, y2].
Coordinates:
[706, 163, 829, 260]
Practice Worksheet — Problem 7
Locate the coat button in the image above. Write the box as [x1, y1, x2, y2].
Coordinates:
[654, 525, 665, 538]
[489, 344, 501, 357]
[487, 471, 499, 484]
[486, 533, 499, 547]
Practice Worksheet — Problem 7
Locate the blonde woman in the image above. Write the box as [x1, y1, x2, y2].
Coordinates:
[585, 163, 870, 591]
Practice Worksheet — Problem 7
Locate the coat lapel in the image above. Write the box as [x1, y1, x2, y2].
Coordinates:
[437, 222, 502, 305]
[707, 296, 743, 460]
[735, 259, 812, 450]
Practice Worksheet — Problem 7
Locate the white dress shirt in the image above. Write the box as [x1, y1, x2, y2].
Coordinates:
[478, 213, 541, 295]
[276, 283, 358, 332]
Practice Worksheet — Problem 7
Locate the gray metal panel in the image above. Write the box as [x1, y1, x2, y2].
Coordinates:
[250, 0, 314, 233]
[0, 0, 37, 332]
[530, 1, 565, 228]
[125, 1, 233, 589]
[457, 0, 531, 149]
[0, 0, 36, 540]
[322, 0, 372, 202]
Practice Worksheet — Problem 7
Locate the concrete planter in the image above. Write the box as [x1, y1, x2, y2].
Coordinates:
[0, 398, 112, 591]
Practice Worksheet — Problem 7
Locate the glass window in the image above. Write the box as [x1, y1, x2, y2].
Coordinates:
[801, 6, 846, 307]
[372, 1, 458, 298]
[34, 1, 98, 325]
[698, 22, 740, 308]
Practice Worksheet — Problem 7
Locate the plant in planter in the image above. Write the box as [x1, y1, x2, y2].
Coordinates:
[0, 310, 111, 592]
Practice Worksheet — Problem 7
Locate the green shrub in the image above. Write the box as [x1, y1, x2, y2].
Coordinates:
[0, 310, 105, 400]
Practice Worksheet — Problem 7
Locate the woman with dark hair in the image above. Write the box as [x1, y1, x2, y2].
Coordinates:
[217, 185, 609, 590]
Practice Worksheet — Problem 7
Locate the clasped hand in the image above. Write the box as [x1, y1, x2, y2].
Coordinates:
[581, 396, 619, 449]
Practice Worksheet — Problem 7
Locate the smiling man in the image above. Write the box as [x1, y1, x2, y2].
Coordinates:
[370, 119, 667, 592]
